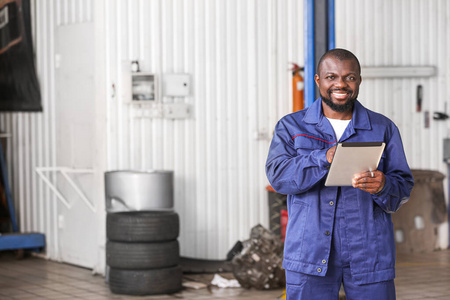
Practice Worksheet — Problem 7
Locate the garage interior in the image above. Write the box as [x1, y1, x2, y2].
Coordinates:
[1, 0, 450, 299]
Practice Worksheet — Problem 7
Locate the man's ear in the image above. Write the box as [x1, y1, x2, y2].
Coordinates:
[314, 74, 320, 87]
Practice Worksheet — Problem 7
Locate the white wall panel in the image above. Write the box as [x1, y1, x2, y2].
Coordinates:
[336, 0, 450, 248]
[56, 0, 93, 26]
[105, 0, 303, 259]
[336, 0, 450, 175]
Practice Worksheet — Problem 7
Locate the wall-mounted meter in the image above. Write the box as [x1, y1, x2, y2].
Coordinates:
[132, 73, 157, 102]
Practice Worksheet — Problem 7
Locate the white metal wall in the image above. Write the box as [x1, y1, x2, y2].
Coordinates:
[336, 0, 450, 248]
[336, 0, 450, 174]
[105, 0, 303, 259]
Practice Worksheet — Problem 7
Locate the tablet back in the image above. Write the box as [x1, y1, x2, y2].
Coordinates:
[324, 142, 385, 186]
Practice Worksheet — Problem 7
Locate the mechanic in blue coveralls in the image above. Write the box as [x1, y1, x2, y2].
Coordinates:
[266, 48, 414, 300]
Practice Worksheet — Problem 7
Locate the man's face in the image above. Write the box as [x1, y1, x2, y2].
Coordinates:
[314, 57, 362, 113]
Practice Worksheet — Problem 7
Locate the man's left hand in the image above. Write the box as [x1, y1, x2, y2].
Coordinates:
[352, 170, 385, 194]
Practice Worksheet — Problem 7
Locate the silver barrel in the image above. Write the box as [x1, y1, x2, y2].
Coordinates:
[105, 170, 173, 212]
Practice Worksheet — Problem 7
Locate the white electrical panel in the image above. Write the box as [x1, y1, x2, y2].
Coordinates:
[132, 73, 157, 102]
[163, 73, 190, 97]
[123, 61, 192, 119]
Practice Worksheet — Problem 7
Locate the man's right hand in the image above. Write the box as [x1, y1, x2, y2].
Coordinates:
[326, 146, 337, 164]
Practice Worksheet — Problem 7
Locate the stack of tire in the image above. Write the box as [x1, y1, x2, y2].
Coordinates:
[106, 210, 182, 295]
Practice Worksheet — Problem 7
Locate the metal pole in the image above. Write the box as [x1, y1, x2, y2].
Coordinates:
[328, 0, 335, 50]
[304, 0, 315, 108]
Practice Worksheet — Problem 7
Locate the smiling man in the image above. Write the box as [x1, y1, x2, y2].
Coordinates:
[266, 49, 414, 299]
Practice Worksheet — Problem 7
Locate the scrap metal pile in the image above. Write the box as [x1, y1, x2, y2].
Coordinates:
[231, 224, 285, 289]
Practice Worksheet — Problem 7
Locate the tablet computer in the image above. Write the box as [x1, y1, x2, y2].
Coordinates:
[324, 142, 385, 186]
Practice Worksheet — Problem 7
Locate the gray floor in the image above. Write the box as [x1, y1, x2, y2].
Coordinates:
[0, 250, 450, 299]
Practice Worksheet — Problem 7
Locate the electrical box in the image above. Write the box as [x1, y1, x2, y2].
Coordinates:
[443, 138, 450, 162]
[122, 60, 192, 119]
[163, 74, 190, 97]
[132, 73, 157, 102]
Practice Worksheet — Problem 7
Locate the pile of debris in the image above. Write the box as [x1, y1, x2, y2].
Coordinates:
[231, 224, 285, 290]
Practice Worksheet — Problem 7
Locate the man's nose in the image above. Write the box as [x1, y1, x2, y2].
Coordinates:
[334, 77, 347, 88]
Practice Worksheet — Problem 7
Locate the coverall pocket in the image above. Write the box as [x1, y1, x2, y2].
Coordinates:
[285, 271, 308, 300]
[285, 201, 310, 261]
[374, 208, 395, 268]
[293, 134, 326, 151]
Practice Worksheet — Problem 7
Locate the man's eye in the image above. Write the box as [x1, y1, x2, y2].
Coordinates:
[348, 76, 355, 81]
[326, 76, 334, 80]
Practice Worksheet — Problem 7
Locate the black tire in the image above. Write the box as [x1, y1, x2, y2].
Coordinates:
[109, 266, 182, 295]
[107, 211, 179, 242]
[106, 240, 179, 269]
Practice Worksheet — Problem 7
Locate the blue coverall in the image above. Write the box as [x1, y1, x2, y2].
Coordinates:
[265, 99, 414, 299]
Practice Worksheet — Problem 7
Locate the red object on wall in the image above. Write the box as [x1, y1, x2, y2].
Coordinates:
[281, 209, 288, 242]
[290, 63, 304, 112]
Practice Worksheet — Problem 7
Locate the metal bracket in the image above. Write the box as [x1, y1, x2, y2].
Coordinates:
[35, 167, 96, 212]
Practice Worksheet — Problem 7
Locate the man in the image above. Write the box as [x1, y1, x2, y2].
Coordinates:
[265, 49, 414, 299]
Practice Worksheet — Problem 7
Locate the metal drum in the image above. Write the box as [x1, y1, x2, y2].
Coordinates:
[105, 170, 173, 212]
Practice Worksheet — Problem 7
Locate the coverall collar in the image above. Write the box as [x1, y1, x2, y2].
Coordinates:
[302, 98, 372, 131]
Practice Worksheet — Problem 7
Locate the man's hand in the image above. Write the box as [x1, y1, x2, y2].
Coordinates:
[352, 170, 385, 194]
[326, 146, 337, 164]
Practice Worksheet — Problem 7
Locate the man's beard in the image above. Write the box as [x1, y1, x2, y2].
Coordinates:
[321, 92, 356, 113]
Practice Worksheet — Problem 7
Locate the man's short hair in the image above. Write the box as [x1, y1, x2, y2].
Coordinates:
[316, 48, 361, 75]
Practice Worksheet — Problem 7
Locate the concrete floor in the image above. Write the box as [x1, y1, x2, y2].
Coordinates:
[0, 250, 450, 299]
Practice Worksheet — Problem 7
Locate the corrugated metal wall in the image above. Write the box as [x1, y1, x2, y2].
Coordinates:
[335, 0, 450, 248]
[106, 0, 303, 259]
[336, 0, 450, 175]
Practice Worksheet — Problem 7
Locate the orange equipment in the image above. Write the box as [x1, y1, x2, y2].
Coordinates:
[290, 63, 304, 112]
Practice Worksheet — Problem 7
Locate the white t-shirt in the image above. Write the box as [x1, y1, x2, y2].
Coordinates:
[326, 118, 351, 141]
